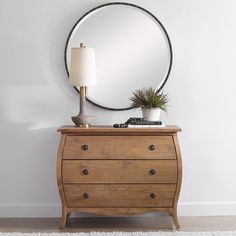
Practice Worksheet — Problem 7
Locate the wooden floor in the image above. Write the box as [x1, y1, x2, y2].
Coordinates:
[0, 215, 236, 232]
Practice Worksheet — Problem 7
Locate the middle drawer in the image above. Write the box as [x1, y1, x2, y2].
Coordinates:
[63, 160, 177, 183]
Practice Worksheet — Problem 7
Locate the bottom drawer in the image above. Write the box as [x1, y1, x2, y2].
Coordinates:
[64, 184, 176, 207]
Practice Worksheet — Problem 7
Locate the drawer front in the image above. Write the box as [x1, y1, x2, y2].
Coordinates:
[63, 136, 176, 159]
[64, 184, 175, 207]
[63, 160, 177, 183]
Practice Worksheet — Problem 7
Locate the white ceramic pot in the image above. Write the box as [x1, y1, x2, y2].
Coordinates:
[142, 107, 161, 121]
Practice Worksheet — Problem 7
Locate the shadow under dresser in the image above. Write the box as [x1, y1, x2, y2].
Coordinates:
[57, 126, 182, 229]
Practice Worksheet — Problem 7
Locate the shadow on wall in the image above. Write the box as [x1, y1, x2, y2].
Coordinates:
[0, 0, 151, 216]
[0, 119, 60, 205]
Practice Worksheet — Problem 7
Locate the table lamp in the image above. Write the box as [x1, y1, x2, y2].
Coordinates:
[69, 43, 97, 127]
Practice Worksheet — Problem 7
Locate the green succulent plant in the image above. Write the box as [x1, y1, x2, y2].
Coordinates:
[130, 87, 169, 111]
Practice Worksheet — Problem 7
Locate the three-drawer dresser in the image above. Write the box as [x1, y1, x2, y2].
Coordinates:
[57, 126, 182, 229]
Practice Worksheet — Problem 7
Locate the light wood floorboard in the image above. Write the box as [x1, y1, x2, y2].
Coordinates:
[0, 216, 236, 232]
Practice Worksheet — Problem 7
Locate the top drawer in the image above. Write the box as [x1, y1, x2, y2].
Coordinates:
[63, 136, 176, 159]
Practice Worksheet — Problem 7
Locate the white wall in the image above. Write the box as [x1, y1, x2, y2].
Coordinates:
[0, 0, 236, 217]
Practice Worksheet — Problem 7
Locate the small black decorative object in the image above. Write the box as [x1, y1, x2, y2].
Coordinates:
[113, 117, 162, 128]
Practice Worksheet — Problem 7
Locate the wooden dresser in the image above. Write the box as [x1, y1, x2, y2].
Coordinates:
[57, 126, 182, 229]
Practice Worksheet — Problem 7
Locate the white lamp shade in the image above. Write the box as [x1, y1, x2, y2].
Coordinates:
[69, 47, 97, 86]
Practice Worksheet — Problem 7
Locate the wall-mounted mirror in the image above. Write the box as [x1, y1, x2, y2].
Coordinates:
[65, 2, 172, 111]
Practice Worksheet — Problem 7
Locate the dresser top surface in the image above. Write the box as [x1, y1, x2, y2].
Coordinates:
[58, 125, 181, 134]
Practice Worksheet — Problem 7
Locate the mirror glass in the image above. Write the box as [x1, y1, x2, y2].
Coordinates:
[65, 3, 172, 110]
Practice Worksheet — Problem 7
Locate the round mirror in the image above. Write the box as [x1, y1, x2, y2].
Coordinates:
[65, 2, 172, 111]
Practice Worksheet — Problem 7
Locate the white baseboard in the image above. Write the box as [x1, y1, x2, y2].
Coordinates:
[0, 202, 236, 217]
[178, 202, 236, 216]
[0, 204, 61, 218]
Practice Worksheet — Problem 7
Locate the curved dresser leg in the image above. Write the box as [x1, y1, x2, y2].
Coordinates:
[60, 208, 68, 229]
[172, 133, 182, 230]
[172, 207, 180, 229]
[66, 212, 72, 227]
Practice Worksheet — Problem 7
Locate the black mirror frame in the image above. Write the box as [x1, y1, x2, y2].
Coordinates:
[64, 2, 173, 111]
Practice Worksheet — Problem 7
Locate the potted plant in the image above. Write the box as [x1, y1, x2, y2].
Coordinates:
[130, 87, 169, 121]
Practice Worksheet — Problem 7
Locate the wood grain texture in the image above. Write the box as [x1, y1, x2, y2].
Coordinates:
[171, 133, 183, 229]
[56, 134, 68, 228]
[63, 160, 177, 183]
[58, 125, 181, 134]
[66, 207, 172, 216]
[63, 136, 176, 159]
[56, 126, 182, 229]
[64, 184, 176, 207]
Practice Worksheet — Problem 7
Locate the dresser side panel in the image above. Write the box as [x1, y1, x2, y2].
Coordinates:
[172, 133, 182, 207]
[57, 134, 67, 208]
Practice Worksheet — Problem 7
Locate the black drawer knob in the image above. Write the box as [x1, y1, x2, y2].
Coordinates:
[83, 193, 89, 199]
[82, 169, 89, 175]
[149, 144, 156, 151]
[81, 144, 88, 151]
[149, 169, 156, 175]
[150, 193, 156, 199]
